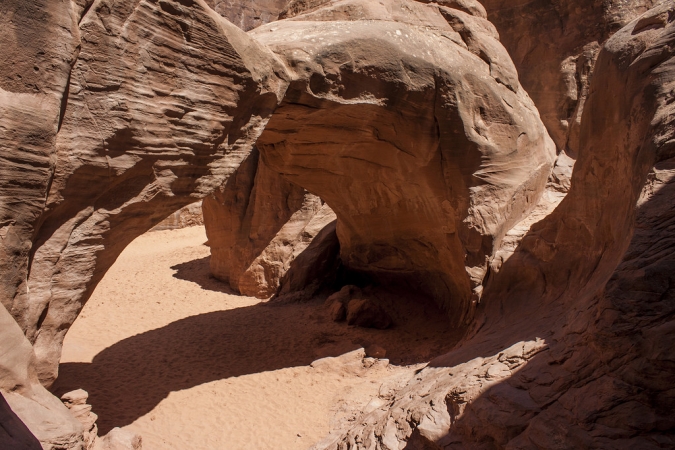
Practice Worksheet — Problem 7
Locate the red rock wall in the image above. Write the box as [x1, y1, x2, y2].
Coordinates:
[205, 0, 290, 31]
[480, 0, 659, 155]
[1, 0, 289, 387]
[2, 1, 673, 448]
[254, 0, 555, 325]
[319, 3, 675, 448]
[203, 147, 336, 298]
[151, 202, 204, 231]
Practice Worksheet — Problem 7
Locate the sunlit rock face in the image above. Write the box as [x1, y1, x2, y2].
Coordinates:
[253, 0, 555, 324]
[3, 0, 673, 449]
[1, 0, 289, 387]
[0, 302, 84, 449]
[315, 3, 675, 448]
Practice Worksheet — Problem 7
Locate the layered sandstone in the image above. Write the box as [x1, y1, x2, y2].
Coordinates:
[0, 0, 82, 377]
[1, 0, 673, 449]
[480, 0, 659, 155]
[317, 3, 675, 448]
[1, 0, 289, 387]
[0, 303, 84, 449]
[203, 147, 336, 298]
[253, 0, 555, 324]
[151, 201, 204, 231]
[205, 0, 289, 31]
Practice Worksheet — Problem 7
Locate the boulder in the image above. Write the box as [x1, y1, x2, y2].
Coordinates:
[328, 300, 347, 322]
[97, 428, 142, 450]
[324, 285, 362, 307]
[253, 0, 555, 324]
[61, 390, 98, 449]
[346, 299, 393, 330]
[0, 303, 85, 449]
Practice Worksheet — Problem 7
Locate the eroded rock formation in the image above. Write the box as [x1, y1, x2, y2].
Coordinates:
[1, 0, 289, 387]
[253, 0, 555, 324]
[203, 147, 336, 298]
[1, 0, 674, 449]
[0, 303, 83, 449]
[480, 0, 659, 155]
[316, 3, 675, 448]
[204, 0, 290, 31]
[151, 201, 204, 231]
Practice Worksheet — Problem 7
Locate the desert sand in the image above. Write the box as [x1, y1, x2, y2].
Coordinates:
[52, 226, 459, 449]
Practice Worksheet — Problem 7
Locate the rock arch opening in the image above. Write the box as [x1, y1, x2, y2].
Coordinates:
[51, 221, 463, 448]
[2, 0, 674, 448]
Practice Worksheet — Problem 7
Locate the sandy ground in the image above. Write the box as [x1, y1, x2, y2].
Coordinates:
[53, 226, 459, 450]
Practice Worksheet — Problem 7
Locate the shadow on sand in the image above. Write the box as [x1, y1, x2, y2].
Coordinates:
[52, 287, 458, 434]
[169, 256, 239, 295]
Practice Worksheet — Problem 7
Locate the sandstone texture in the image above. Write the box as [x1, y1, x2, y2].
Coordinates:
[1, 0, 289, 387]
[1, 0, 674, 449]
[203, 146, 337, 298]
[205, 0, 290, 31]
[96, 428, 143, 450]
[316, 3, 675, 448]
[61, 389, 99, 449]
[253, 0, 555, 324]
[151, 201, 203, 231]
[274, 217, 342, 298]
[0, 303, 85, 449]
[480, 0, 660, 155]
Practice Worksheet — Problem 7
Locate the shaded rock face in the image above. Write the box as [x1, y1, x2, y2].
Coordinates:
[324, 285, 394, 329]
[203, 147, 337, 298]
[253, 0, 555, 324]
[204, 0, 290, 31]
[151, 201, 204, 231]
[480, 0, 659, 155]
[317, 3, 675, 448]
[274, 218, 341, 298]
[2, 0, 673, 449]
[1, 0, 289, 387]
[0, 303, 84, 449]
[0, 0, 81, 369]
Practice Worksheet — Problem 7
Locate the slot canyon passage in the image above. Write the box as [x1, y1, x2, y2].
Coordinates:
[0, 0, 674, 449]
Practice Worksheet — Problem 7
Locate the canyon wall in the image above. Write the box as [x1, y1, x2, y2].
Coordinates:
[481, 0, 659, 155]
[151, 201, 204, 231]
[203, 147, 336, 298]
[0, 0, 673, 448]
[0, 0, 289, 387]
[316, 3, 675, 448]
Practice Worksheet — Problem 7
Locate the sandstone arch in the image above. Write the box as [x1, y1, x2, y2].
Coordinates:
[318, 3, 675, 447]
[252, 0, 555, 324]
[4, 0, 674, 449]
[2, 0, 557, 389]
